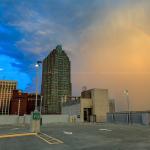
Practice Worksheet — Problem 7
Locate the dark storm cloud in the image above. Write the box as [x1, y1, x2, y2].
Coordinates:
[1, 0, 150, 111]
[0, 0, 104, 90]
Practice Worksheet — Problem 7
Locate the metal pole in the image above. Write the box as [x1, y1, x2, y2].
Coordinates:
[18, 99, 21, 116]
[124, 90, 130, 124]
[126, 94, 130, 124]
[4, 99, 8, 115]
[40, 96, 43, 114]
[35, 61, 42, 112]
[7, 98, 10, 115]
[35, 65, 38, 111]
[2, 100, 3, 115]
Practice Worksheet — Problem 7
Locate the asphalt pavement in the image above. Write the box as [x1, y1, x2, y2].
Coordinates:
[0, 123, 150, 150]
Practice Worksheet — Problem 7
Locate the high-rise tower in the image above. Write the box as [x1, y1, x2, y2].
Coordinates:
[41, 45, 71, 114]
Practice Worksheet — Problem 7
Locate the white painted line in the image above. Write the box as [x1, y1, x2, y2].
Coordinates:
[37, 132, 63, 144]
[10, 128, 19, 130]
[63, 131, 73, 135]
[36, 134, 54, 145]
[40, 132, 63, 143]
[99, 129, 112, 132]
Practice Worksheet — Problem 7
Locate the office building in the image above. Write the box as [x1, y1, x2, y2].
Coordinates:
[0, 80, 17, 114]
[42, 45, 71, 114]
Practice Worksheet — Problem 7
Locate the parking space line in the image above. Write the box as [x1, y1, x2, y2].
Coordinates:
[0, 131, 64, 145]
[36, 132, 63, 145]
[0, 132, 37, 139]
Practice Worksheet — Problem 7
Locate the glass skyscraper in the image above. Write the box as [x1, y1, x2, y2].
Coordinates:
[41, 45, 71, 114]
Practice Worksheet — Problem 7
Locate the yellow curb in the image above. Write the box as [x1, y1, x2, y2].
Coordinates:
[0, 132, 37, 139]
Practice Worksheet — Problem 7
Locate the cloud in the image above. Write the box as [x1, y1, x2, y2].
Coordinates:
[1, 0, 150, 110]
[0, 55, 31, 90]
[1, 0, 102, 55]
[71, 0, 150, 111]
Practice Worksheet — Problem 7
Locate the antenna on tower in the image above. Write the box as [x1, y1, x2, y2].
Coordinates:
[82, 86, 87, 92]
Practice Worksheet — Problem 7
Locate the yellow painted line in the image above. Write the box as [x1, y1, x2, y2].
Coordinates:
[0, 132, 37, 139]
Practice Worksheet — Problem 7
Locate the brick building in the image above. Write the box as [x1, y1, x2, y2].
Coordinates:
[10, 90, 41, 115]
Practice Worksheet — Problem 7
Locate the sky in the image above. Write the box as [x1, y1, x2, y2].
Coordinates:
[0, 0, 150, 111]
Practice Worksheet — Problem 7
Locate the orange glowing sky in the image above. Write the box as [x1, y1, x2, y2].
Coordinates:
[1, 0, 150, 111]
[70, 1, 150, 111]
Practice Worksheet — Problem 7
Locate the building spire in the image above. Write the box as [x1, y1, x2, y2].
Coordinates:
[56, 45, 62, 51]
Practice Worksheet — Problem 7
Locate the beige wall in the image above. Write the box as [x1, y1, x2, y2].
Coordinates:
[62, 89, 109, 123]
[80, 98, 92, 122]
[92, 89, 109, 122]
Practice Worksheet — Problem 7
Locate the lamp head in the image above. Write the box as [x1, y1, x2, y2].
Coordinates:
[124, 90, 129, 95]
[35, 64, 39, 67]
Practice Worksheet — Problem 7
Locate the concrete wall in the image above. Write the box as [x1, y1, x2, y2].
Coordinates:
[62, 103, 80, 116]
[62, 89, 109, 123]
[80, 98, 92, 122]
[0, 114, 69, 125]
[41, 115, 69, 124]
[0, 115, 19, 125]
[107, 112, 150, 125]
[62, 103, 81, 122]
[92, 89, 109, 122]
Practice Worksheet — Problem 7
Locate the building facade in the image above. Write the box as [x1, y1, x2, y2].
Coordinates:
[0, 80, 17, 114]
[10, 90, 41, 116]
[42, 45, 71, 114]
[109, 99, 115, 113]
[62, 88, 109, 123]
[81, 89, 109, 122]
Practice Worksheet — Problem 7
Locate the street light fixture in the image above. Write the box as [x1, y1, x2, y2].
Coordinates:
[35, 64, 39, 68]
[123, 89, 130, 124]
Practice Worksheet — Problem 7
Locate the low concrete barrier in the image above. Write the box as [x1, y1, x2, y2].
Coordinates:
[41, 114, 69, 124]
[0, 114, 69, 125]
[107, 111, 150, 125]
[0, 115, 18, 125]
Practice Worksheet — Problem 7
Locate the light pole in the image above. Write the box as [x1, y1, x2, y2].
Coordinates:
[31, 61, 42, 133]
[35, 63, 39, 111]
[40, 96, 43, 114]
[124, 90, 130, 124]
[34, 61, 42, 112]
